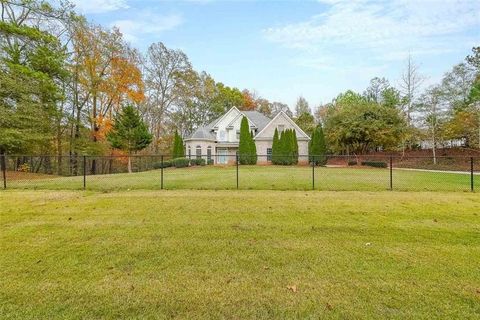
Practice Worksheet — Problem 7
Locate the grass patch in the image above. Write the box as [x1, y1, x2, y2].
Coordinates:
[1, 190, 479, 319]
[5, 165, 477, 192]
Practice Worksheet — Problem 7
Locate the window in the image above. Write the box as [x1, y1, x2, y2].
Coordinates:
[207, 146, 212, 162]
[196, 146, 202, 159]
[278, 125, 284, 132]
[236, 130, 240, 140]
[219, 130, 226, 141]
[188, 146, 191, 159]
[267, 148, 272, 161]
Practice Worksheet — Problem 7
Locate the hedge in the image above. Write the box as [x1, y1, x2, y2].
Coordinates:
[361, 161, 387, 168]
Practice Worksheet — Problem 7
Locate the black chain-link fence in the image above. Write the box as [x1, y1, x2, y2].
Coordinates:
[1, 154, 478, 192]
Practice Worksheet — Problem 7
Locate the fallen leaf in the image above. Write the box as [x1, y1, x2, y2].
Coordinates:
[326, 303, 333, 310]
[365, 242, 371, 246]
[287, 285, 298, 293]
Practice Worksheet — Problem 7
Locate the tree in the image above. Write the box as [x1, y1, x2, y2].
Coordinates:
[364, 77, 390, 103]
[238, 116, 256, 164]
[400, 55, 425, 125]
[172, 131, 184, 158]
[107, 105, 152, 173]
[142, 42, 193, 152]
[0, 0, 69, 159]
[323, 91, 406, 154]
[309, 124, 327, 165]
[295, 96, 311, 116]
[271, 128, 279, 164]
[295, 112, 315, 136]
[417, 86, 445, 165]
[271, 102, 293, 117]
[240, 89, 257, 111]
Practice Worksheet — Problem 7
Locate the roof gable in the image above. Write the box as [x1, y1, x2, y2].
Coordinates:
[210, 106, 242, 129]
[255, 111, 310, 140]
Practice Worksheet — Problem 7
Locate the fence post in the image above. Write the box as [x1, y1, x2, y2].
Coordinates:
[83, 156, 86, 190]
[389, 156, 393, 191]
[312, 155, 315, 190]
[161, 155, 164, 190]
[471, 157, 474, 192]
[1, 153, 6, 190]
[236, 152, 239, 190]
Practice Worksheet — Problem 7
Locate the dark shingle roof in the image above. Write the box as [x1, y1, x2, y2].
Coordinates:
[241, 111, 271, 132]
[186, 109, 272, 140]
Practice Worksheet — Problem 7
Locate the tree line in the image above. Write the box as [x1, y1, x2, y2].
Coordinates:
[1, 0, 479, 170]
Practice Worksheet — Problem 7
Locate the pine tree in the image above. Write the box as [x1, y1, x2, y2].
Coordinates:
[239, 116, 256, 164]
[271, 128, 279, 164]
[316, 124, 327, 165]
[292, 129, 299, 164]
[278, 130, 285, 165]
[172, 131, 185, 159]
[107, 105, 153, 173]
[309, 124, 327, 166]
[309, 129, 316, 164]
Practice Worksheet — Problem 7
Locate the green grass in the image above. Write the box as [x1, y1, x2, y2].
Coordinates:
[1, 190, 479, 319]
[6, 165, 477, 191]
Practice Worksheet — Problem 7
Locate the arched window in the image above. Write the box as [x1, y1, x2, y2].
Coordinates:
[196, 145, 202, 159]
[188, 146, 191, 159]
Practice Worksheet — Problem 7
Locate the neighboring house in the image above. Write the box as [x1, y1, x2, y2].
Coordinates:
[184, 107, 310, 164]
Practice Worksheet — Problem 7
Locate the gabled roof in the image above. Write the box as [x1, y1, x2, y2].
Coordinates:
[255, 111, 310, 140]
[186, 125, 216, 141]
[185, 107, 308, 142]
[226, 110, 271, 132]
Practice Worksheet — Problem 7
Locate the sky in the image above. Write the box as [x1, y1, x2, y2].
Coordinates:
[72, 0, 480, 108]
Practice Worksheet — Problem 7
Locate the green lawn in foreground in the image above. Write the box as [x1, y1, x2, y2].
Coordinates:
[6, 165, 477, 191]
[1, 190, 479, 319]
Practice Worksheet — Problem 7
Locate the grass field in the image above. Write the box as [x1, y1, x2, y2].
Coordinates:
[5, 165, 477, 191]
[1, 190, 479, 319]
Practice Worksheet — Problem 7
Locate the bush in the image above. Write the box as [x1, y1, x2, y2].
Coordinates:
[207, 159, 214, 165]
[153, 160, 172, 169]
[347, 160, 357, 166]
[191, 158, 206, 166]
[173, 157, 190, 168]
[361, 161, 387, 168]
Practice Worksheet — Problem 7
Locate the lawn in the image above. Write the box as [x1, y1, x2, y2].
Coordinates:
[5, 165, 477, 192]
[1, 190, 479, 319]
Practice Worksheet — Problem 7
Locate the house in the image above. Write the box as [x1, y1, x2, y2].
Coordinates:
[184, 107, 310, 164]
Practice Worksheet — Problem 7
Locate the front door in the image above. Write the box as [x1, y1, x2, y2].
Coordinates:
[217, 148, 227, 164]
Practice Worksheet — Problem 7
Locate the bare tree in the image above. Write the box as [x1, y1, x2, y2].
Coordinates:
[419, 86, 444, 165]
[142, 42, 192, 152]
[400, 55, 425, 125]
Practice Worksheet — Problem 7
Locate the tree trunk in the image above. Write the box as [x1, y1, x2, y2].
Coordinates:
[91, 94, 98, 175]
[128, 155, 132, 173]
[432, 128, 437, 165]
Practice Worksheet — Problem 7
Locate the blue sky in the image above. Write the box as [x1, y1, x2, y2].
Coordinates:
[72, 0, 480, 109]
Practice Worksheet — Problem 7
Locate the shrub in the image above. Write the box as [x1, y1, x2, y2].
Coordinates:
[348, 160, 357, 166]
[153, 160, 172, 169]
[207, 159, 214, 165]
[173, 157, 190, 168]
[361, 161, 387, 168]
[191, 158, 206, 166]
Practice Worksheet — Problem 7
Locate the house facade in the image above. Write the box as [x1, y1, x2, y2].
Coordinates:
[184, 107, 310, 164]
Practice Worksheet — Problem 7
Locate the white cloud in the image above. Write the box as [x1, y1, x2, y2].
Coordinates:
[264, 0, 480, 62]
[110, 13, 184, 43]
[72, 0, 129, 14]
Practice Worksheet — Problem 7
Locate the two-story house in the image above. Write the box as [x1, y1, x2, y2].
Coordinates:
[184, 107, 310, 164]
